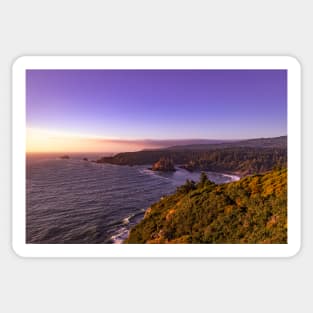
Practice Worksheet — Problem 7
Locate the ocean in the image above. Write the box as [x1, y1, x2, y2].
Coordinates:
[26, 154, 239, 244]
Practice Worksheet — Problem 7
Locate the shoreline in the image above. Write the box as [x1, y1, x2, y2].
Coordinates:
[112, 167, 242, 244]
[96, 158, 244, 182]
[144, 165, 242, 184]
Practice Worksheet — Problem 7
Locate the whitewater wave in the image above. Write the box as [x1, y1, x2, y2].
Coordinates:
[110, 227, 129, 244]
[221, 173, 241, 182]
[138, 167, 171, 180]
[122, 214, 134, 225]
[111, 209, 147, 243]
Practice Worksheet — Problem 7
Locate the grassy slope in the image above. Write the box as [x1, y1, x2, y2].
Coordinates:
[125, 169, 287, 244]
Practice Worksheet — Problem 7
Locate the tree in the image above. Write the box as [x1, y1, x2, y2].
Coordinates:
[176, 179, 196, 194]
[200, 172, 209, 185]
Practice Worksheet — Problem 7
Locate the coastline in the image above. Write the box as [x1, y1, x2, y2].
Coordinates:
[115, 167, 242, 244]
[124, 168, 287, 244]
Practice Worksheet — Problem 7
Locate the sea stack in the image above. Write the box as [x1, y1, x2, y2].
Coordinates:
[60, 155, 70, 159]
[152, 157, 176, 172]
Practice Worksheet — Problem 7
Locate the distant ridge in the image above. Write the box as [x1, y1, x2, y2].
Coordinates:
[139, 139, 235, 151]
[165, 136, 287, 151]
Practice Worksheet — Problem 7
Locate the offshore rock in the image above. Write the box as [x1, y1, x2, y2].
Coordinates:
[152, 157, 176, 172]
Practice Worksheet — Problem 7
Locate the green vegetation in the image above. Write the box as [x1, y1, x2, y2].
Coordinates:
[125, 169, 287, 244]
[97, 136, 287, 176]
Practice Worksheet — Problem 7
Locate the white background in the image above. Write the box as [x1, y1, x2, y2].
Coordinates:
[0, 1, 312, 312]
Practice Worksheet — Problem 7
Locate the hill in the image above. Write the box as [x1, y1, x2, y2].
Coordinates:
[97, 136, 287, 176]
[125, 168, 287, 244]
[167, 136, 287, 150]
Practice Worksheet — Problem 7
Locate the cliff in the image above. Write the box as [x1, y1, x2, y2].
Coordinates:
[151, 157, 176, 172]
[125, 169, 287, 244]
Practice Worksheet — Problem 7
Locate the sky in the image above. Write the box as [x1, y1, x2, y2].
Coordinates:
[26, 69, 287, 153]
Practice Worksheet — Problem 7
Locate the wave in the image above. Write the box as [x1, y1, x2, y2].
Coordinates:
[111, 209, 147, 243]
[138, 167, 171, 180]
[110, 227, 130, 244]
[221, 173, 241, 182]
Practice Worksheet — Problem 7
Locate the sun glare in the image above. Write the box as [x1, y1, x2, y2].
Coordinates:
[27, 128, 105, 153]
[26, 127, 152, 153]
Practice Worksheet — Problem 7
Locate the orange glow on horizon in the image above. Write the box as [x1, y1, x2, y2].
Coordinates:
[26, 128, 150, 153]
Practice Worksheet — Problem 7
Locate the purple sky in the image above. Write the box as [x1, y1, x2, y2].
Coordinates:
[26, 69, 287, 140]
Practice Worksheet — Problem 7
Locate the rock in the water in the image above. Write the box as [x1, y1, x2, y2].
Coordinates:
[152, 157, 176, 172]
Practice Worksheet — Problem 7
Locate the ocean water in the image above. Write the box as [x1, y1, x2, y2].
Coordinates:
[26, 155, 239, 244]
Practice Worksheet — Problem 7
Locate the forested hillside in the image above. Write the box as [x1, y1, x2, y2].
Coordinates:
[97, 136, 287, 176]
[125, 169, 287, 244]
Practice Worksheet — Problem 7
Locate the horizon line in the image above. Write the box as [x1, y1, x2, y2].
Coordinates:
[26, 134, 287, 155]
